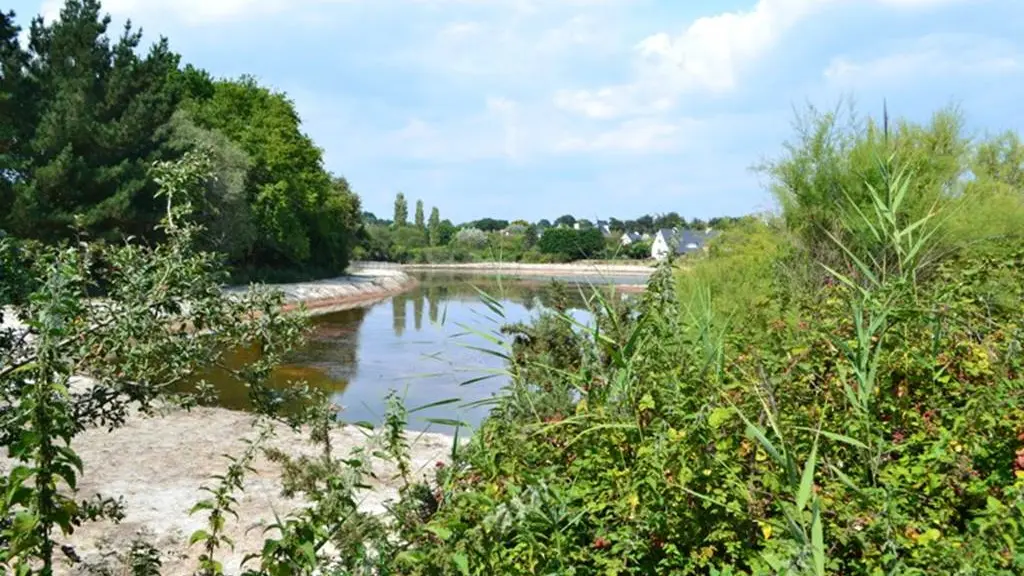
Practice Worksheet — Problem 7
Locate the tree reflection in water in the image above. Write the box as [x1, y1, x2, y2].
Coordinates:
[180, 272, 641, 427]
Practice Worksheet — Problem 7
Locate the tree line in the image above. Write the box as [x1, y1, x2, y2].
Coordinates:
[0, 0, 362, 281]
[356, 191, 746, 263]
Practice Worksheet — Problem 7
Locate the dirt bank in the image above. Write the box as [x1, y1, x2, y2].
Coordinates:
[0, 389, 457, 575]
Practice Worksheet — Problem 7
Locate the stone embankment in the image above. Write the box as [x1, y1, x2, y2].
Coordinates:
[226, 268, 416, 316]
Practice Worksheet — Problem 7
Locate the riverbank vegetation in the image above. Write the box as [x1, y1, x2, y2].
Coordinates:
[3, 4, 1024, 572]
[391, 104, 1024, 574]
[5, 93, 1024, 573]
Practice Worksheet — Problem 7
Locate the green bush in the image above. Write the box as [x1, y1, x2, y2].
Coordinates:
[538, 228, 605, 260]
[385, 113, 1024, 575]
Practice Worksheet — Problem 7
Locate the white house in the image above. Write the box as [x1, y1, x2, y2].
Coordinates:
[651, 228, 717, 260]
[620, 231, 642, 246]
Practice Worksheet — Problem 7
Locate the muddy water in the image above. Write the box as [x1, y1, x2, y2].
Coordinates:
[191, 271, 645, 432]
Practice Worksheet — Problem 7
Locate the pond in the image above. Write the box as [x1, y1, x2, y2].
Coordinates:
[191, 271, 647, 433]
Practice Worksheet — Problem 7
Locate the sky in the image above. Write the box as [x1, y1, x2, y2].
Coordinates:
[9, 0, 1024, 223]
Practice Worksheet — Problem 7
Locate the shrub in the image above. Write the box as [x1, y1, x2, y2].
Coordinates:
[537, 227, 604, 260]
[386, 115, 1024, 575]
[454, 227, 488, 248]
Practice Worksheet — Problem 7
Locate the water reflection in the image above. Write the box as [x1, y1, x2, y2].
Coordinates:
[189, 272, 641, 431]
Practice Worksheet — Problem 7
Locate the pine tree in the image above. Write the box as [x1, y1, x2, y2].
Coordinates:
[6, 0, 182, 242]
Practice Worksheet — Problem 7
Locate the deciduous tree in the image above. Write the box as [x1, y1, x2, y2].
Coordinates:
[415, 199, 425, 229]
[393, 193, 408, 228]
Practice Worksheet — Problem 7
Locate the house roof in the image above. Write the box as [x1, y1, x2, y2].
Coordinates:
[654, 228, 717, 253]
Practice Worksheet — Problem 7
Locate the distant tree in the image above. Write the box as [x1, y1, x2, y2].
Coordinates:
[654, 212, 684, 230]
[438, 219, 457, 245]
[537, 219, 552, 229]
[635, 215, 654, 232]
[554, 214, 576, 228]
[538, 228, 604, 260]
[577, 219, 594, 230]
[524, 225, 539, 249]
[468, 218, 508, 232]
[415, 199, 425, 229]
[690, 217, 707, 230]
[608, 218, 625, 232]
[166, 110, 255, 262]
[455, 227, 488, 248]
[428, 206, 441, 246]
[393, 192, 408, 228]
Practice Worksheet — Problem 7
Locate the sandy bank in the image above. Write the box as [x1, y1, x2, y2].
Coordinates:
[0, 392, 457, 575]
[392, 262, 655, 277]
[1, 270, 433, 574]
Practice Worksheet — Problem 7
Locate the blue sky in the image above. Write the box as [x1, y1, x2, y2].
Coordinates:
[10, 0, 1024, 223]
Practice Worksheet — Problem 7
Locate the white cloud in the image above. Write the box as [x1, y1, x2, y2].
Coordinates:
[556, 118, 687, 153]
[824, 34, 1023, 87]
[554, 0, 825, 119]
[551, 0, 983, 120]
[39, 0, 355, 26]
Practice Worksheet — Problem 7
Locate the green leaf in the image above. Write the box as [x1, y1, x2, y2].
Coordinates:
[424, 418, 468, 428]
[795, 427, 868, 450]
[189, 529, 210, 545]
[425, 523, 452, 541]
[452, 552, 470, 575]
[707, 407, 732, 429]
[737, 416, 782, 466]
[811, 502, 825, 576]
[827, 464, 862, 494]
[796, 433, 818, 512]
[189, 500, 215, 515]
[409, 397, 463, 414]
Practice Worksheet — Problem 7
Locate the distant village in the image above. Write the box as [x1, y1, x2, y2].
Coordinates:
[536, 219, 721, 260]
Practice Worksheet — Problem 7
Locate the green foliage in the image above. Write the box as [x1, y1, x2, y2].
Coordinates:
[758, 101, 1024, 279]
[394, 193, 409, 228]
[415, 200, 425, 230]
[623, 240, 651, 260]
[0, 151, 312, 573]
[182, 75, 361, 274]
[1, 0, 182, 242]
[428, 207, 442, 246]
[675, 218, 790, 321]
[0, 2, 361, 281]
[537, 227, 605, 260]
[465, 218, 509, 232]
[381, 109, 1024, 575]
[166, 109, 256, 262]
